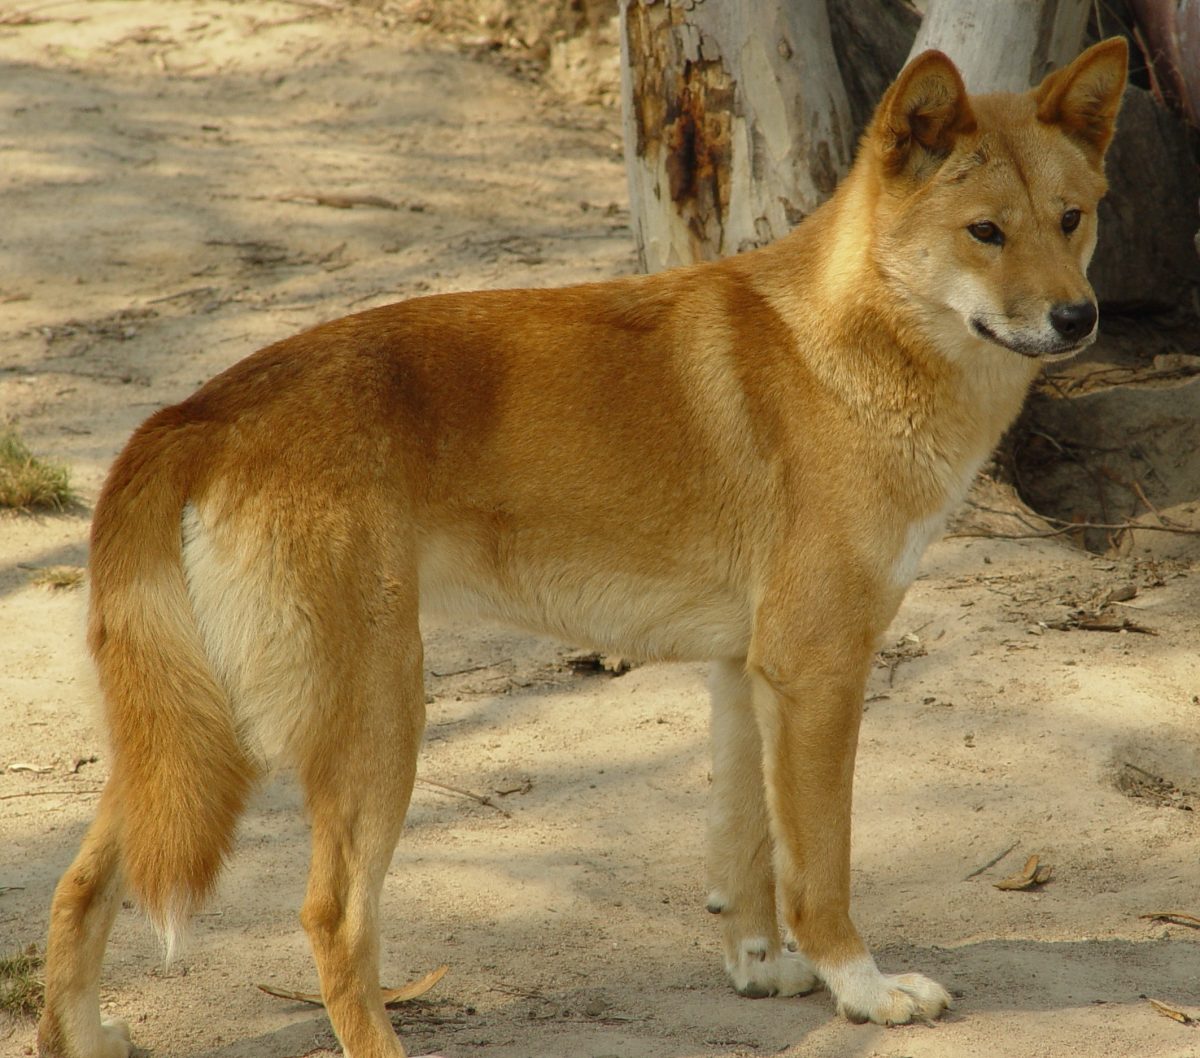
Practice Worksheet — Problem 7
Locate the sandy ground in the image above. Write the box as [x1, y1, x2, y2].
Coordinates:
[2, 4, 1199, 1058]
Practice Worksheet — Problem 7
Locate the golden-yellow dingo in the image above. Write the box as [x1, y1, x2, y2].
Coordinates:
[40, 39, 1127, 1058]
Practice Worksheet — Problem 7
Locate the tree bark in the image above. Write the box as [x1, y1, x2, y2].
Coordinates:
[908, 0, 1090, 91]
[828, 0, 920, 136]
[1128, 0, 1200, 126]
[619, 0, 1197, 307]
[619, 0, 854, 273]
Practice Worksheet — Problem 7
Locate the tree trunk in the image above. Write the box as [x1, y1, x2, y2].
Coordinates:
[828, 0, 920, 136]
[1128, 0, 1200, 126]
[618, 0, 1197, 307]
[908, 0, 1090, 91]
[619, 0, 854, 273]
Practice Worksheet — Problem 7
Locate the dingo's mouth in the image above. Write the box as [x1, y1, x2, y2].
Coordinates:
[970, 318, 1090, 361]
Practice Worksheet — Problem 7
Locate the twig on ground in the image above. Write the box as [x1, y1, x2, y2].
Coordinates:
[0, 787, 102, 801]
[429, 662, 504, 678]
[146, 286, 219, 305]
[1126, 475, 1167, 525]
[277, 192, 399, 210]
[964, 840, 1019, 881]
[416, 777, 511, 818]
[951, 513, 1200, 542]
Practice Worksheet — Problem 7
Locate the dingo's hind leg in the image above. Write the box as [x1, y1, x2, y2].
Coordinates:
[38, 786, 132, 1058]
[296, 593, 425, 1058]
[707, 660, 818, 1000]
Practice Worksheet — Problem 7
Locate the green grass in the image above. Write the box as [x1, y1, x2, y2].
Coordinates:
[0, 431, 75, 511]
[0, 945, 43, 1019]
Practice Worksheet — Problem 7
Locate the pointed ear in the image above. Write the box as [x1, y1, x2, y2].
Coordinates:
[872, 50, 977, 180]
[1035, 37, 1128, 161]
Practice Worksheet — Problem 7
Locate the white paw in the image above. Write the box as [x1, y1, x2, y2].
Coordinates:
[98, 1018, 133, 1058]
[822, 956, 951, 1025]
[71, 1017, 132, 1055]
[39, 1013, 132, 1058]
[726, 936, 819, 999]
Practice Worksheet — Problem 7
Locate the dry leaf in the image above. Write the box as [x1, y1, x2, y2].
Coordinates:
[1139, 911, 1200, 928]
[381, 964, 448, 1005]
[257, 964, 447, 1007]
[1149, 998, 1198, 1025]
[994, 854, 1053, 891]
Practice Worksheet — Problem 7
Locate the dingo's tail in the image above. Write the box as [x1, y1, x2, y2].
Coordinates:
[88, 411, 257, 955]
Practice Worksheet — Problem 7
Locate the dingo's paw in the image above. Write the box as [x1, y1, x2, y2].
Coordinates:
[823, 958, 951, 1025]
[38, 1016, 132, 1058]
[726, 937, 819, 999]
[98, 1019, 133, 1058]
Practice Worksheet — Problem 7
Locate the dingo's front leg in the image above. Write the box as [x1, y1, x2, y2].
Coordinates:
[707, 659, 818, 999]
[748, 605, 951, 1026]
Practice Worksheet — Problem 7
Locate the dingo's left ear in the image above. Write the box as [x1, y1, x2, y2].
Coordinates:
[1035, 37, 1128, 161]
[873, 50, 977, 181]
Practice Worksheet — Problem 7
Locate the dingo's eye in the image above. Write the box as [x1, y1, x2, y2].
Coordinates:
[967, 221, 1003, 246]
[1061, 208, 1081, 234]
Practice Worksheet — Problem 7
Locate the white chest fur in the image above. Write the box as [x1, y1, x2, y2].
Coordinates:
[887, 453, 985, 591]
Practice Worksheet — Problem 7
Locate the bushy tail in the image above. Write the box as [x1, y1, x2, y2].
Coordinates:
[88, 413, 257, 954]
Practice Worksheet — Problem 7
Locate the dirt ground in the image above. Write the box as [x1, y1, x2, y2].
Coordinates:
[2, 4, 1199, 1057]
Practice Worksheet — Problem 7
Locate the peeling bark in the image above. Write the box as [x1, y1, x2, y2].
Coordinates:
[620, 0, 853, 272]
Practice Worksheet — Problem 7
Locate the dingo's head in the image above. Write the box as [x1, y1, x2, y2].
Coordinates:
[866, 39, 1127, 362]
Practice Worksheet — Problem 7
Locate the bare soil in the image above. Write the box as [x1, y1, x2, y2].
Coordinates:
[2, 5, 1199, 1058]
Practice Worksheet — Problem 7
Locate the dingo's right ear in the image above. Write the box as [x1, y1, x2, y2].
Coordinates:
[873, 51, 976, 181]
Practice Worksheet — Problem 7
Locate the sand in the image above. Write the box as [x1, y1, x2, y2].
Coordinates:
[1, 5, 1197, 1057]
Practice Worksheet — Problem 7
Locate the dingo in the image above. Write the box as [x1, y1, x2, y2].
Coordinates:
[40, 39, 1127, 1058]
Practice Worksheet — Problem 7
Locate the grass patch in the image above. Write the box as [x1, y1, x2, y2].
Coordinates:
[30, 565, 86, 590]
[0, 945, 43, 1019]
[0, 431, 75, 511]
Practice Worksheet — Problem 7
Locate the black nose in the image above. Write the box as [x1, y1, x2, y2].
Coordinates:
[1049, 301, 1097, 342]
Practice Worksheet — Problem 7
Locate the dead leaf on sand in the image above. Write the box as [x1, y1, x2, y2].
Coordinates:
[1148, 998, 1199, 1026]
[993, 854, 1053, 891]
[1139, 911, 1200, 929]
